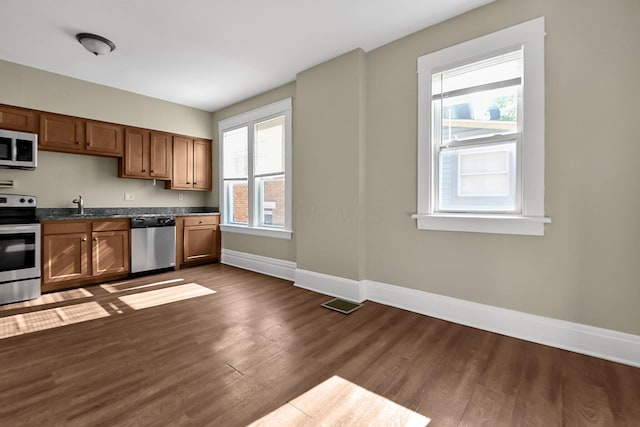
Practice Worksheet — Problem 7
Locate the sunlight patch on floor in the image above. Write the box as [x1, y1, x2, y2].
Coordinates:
[248, 375, 430, 426]
[100, 278, 185, 293]
[0, 281, 217, 340]
[118, 283, 216, 310]
[0, 302, 109, 339]
[0, 288, 93, 311]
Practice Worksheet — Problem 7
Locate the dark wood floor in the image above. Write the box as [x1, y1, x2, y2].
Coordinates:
[0, 264, 638, 426]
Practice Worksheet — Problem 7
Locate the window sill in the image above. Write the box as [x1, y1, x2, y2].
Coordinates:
[411, 213, 551, 236]
[220, 224, 293, 240]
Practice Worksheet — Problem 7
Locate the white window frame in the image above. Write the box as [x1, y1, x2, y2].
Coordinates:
[413, 17, 550, 236]
[218, 98, 293, 240]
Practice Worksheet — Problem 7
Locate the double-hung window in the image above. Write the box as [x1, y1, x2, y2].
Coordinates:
[219, 98, 292, 239]
[414, 17, 549, 235]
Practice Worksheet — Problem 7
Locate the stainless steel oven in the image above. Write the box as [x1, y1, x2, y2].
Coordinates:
[0, 194, 41, 305]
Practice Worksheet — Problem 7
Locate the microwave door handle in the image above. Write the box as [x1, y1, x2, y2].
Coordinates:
[11, 138, 17, 162]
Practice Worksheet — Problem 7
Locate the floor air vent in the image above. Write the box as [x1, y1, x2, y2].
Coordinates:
[321, 298, 363, 314]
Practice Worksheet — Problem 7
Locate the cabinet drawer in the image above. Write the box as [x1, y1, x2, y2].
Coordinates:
[183, 216, 219, 227]
[92, 219, 129, 232]
[43, 221, 89, 235]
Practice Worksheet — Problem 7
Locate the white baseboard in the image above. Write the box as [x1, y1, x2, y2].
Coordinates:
[221, 249, 296, 281]
[221, 252, 640, 368]
[365, 279, 640, 368]
[294, 269, 366, 303]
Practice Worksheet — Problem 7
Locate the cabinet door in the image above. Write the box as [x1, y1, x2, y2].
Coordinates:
[170, 136, 194, 189]
[92, 230, 129, 276]
[193, 139, 212, 190]
[0, 104, 37, 132]
[86, 121, 124, 157]
[39, 113, 85, 152]
[122, 128, 150, 178]
[42, 233, 90, 285]
[149, 132, 172, 179]
[183, 225, 217, 263]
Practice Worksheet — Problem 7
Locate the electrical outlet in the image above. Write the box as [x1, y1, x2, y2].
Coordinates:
[178, 192, 184, 201]
[124, 192, 135, 201]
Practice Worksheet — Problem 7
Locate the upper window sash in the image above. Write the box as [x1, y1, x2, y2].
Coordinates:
[414, 17, 549, 236]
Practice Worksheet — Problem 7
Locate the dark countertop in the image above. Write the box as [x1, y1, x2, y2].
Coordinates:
[37, 207, 219, 221]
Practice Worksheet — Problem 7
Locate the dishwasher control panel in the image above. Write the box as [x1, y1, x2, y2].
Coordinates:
[130, 216, 176, 228]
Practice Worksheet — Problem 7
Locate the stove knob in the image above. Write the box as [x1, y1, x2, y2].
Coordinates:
[20, 198, 25, 203]
[28, 198, 34, 204]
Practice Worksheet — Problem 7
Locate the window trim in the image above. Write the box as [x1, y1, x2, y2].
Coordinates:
[218, 98, 293, 240]
[414, 17, 550, 236]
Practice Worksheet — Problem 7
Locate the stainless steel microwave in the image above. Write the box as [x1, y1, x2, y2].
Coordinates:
[0, 129, 37, 169]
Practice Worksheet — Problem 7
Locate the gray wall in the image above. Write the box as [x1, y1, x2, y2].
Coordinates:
[0, 60, 212, 208]
[213, 0, 640, 336]
[295, 50, 368, 280]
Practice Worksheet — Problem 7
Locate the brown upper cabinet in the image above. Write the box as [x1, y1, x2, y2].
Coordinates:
[2, 103, 211, 189]
[120, 127, 149, 178]
[166, 137, 211, 191]
[39, 112, 85, 153]
[39, 113, 123, 157]
[119, 129, 172, 180]
[85, 120, 124, 156]
[150, 132, 173, 179]
[0, 104, 38, 132]
[193, 139, 212, 191]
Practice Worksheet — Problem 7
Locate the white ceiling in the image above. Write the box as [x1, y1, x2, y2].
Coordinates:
[2, 0, 493, 112]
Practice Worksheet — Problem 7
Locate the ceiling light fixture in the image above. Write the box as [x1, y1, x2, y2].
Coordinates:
[76, 33, 116, 56]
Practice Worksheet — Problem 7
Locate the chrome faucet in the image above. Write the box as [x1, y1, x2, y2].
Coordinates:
[72, 195, 84, 215]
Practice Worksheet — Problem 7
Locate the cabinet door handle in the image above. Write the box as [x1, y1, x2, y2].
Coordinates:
[93, 237, 98, 241]
[142, 169, 146, 172]
[82, 238, 87, 242]
[75, 141, 81, 145]
[186, 182, 190, 184]
[150, 170, 154, 173]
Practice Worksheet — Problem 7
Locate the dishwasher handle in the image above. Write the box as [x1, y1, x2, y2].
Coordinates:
[130, 217, 148, 229]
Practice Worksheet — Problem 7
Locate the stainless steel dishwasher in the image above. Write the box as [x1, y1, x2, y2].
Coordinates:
[130, 216, 176, 274]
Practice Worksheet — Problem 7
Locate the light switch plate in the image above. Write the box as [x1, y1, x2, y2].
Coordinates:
[178, 192, 184, 201]
[124, 192, 135, 201]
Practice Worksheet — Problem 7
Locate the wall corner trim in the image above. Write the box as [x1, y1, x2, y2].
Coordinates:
[221, 249, 296, 281]
[222, 252, 640, 368]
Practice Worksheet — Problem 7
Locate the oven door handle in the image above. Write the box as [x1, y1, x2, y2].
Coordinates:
[0, 224, 41, 233]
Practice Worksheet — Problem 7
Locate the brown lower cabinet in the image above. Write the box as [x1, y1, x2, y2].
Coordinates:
[176, 215, 220, 269]
[42, 219, 130, 292]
